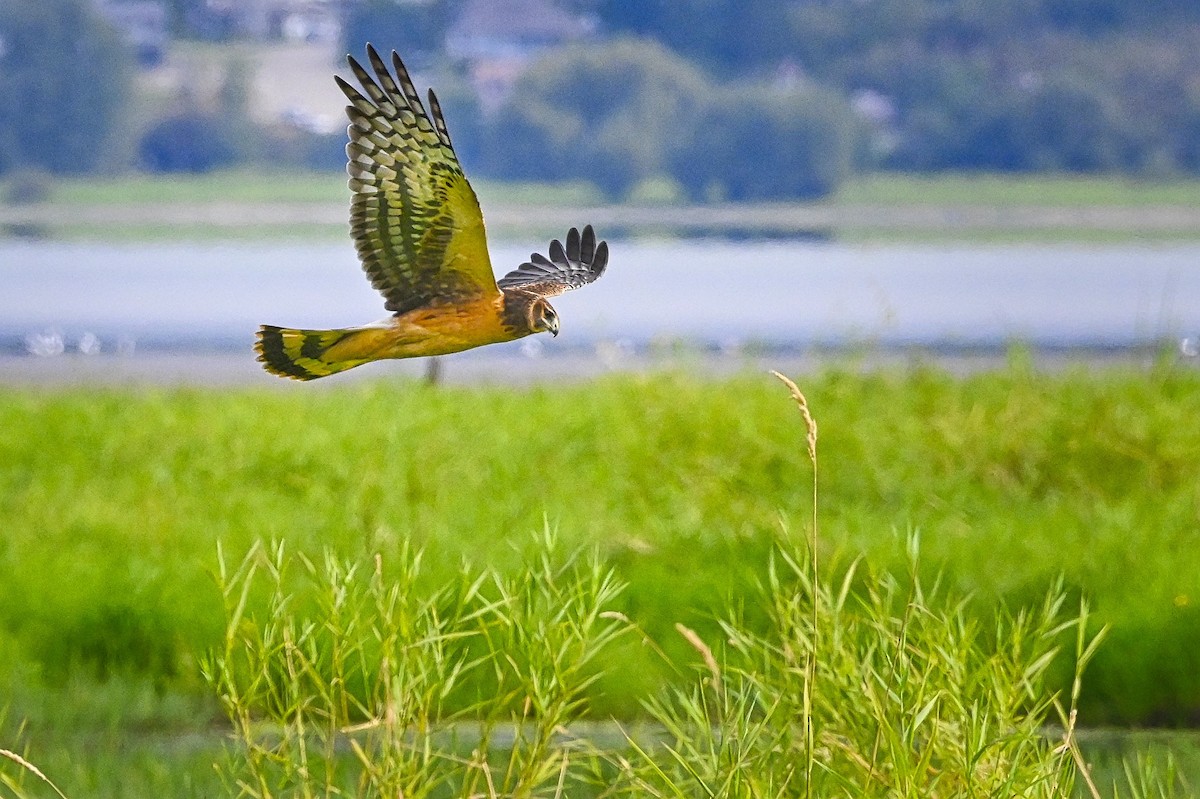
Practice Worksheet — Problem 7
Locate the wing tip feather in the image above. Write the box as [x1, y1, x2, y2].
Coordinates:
[497, 225, 609, 295]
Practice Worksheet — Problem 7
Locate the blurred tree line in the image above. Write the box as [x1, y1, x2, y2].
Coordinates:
[0, 0, 133, 178]
[3, 0, 1200, 200]
[448, 39, 863, 201]
[0, 0, 343, 181]
[591, 0, 1200, 175]
[346, 0, 1200, 194]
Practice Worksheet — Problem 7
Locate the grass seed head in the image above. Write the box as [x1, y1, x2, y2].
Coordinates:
[770, 370, 817, 466]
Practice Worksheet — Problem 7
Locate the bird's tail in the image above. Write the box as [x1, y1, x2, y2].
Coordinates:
[255, 324, 384, 380]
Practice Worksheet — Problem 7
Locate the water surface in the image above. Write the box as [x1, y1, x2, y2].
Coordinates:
[3, 239, 1198, 356]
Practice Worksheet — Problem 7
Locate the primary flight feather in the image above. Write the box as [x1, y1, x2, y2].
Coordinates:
[255, 45, 609, 380]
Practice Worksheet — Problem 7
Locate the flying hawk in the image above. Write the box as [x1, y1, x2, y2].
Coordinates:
[255, 45, 608, 380]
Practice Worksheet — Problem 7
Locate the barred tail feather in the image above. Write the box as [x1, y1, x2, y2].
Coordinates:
[255, 325, 375, 381]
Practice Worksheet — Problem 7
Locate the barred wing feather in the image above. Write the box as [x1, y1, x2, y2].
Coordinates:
[337, 45, 498, 315]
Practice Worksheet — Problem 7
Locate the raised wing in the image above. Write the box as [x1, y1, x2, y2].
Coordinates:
[498, 225, 609, 297]
[336, 45, 499, 315]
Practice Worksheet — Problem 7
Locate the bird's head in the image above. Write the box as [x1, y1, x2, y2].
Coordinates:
[529, 298, 560, 337]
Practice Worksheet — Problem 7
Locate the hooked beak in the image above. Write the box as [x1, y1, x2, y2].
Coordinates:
[547, 317, 560, 337]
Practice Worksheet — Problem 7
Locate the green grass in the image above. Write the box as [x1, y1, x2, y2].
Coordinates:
[2, 364, 1199, 727]
[17, 170, 1200, 208]
[6, 170, 1200, 242]
[196, 534, 1106, 798]
[51, 170, 347, 206]
[29, 171, 604, 209]
[3, 363, 1200, 795]
[4, 537, 1182, 798]
[22, 170, 1200, 209]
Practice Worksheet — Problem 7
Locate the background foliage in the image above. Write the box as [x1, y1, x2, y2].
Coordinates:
[590, 0, 1200, 176]
[0, 0, 133, 176]
[3, 0, 1200, 198]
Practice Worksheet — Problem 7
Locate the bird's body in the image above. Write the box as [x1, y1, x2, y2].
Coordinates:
[258, 292, 550, 380]
[256, 45, 608, 380]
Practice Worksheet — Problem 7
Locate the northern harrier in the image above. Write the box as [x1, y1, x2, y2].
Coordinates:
[255, 45, 609, 380]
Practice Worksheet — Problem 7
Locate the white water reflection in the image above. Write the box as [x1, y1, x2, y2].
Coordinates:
[2, 239, 1199, 353]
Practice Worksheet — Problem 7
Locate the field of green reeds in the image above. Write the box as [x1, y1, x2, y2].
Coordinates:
[2, 360, 1200, 796]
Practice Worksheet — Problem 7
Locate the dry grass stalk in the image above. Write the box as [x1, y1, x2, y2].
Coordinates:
[770, 370, 817, 467]
[1057, 706, 1103, 799]
[0, 748, 70, 799]
[770, 369, 821, 799]
[675, 623, 721, 688]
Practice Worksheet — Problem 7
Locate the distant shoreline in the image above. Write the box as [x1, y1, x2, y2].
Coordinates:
[2, 345, 1193, 387]
[5, 200, 1200, 241]
[4, 171, 1200, 242]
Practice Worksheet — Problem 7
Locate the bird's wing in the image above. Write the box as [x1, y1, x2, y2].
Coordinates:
[337, 45, 498, 315]
[497, 225, 609, 298]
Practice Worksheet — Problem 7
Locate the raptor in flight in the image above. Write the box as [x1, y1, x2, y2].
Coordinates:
[255, 45, 609, 380]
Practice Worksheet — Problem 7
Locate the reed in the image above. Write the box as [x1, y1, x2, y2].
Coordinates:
[192, 371, 1186, 797]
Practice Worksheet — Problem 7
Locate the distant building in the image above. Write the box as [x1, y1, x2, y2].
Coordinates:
[446, 0, 597, 113]
[95, 0, 168, 66]
[447, 0, 594, 61]
[186, 0, 344, 43]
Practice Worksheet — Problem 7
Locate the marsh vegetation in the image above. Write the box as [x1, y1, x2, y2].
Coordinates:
[1, 364, 1199, 795]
